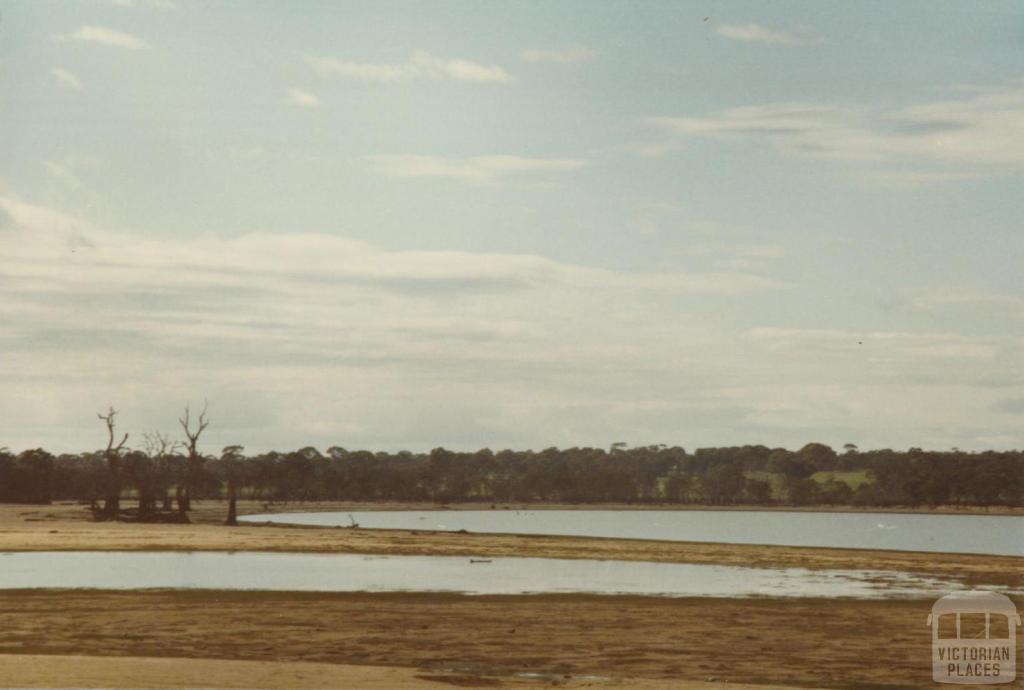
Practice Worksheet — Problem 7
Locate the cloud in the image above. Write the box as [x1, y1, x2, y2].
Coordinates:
[521, 44, 596, 63]
[715, 23, 808, 45]
[107, 0, 177, 7]
[308, 52, 511, 83]
[746, 328, 1007, 361]
[854, 169, 980, 187]
[362, 154, 589, 183]
[50, 67, 83, 90]
[645, 81, 1024, 175]
[44, 159, 84, 189]
[0, 193, 798, 451]
[994, 398, 1024, 415]
[61, 25, 149, 49]
[722, 327, 1024, 449]
[689, 242, 785, 271]
[2, 194, 1014, 454]
[287, 88, 321, 108]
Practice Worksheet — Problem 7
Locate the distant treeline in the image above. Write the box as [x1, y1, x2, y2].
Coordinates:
[2, 442, 1022, 510]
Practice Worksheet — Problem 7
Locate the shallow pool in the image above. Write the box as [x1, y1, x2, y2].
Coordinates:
[0, 551, 998, 599]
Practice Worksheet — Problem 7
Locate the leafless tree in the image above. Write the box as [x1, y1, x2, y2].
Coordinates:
[177, 400, 210, 515]
[97, 406, 129, 519]
[143, 431, 181, 512]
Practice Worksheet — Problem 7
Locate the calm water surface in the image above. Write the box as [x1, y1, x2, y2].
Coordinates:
[0, 551, 982, 599]
[242, 510, 1024, 556]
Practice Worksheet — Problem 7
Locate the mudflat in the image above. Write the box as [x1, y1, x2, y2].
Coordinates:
[2, 590, 1018, 689]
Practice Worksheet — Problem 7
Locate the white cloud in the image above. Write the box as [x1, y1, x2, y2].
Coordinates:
[50, 67, 83, 90]
[41, 156, 102, 207]
[721, 327, 1024, 450]
[308, 52, 511, 83]
[109, 0, 177, 8]
[0, 194, 794, 451]
[746, 328, 1006, 361]
[715, 23, 808, 45]
[521, 44, 596, 63]
[362, 154, 589, 183]
[44, 159, 83, 189]
[906, 287, 1024, 321]
[61, 25, 149, 49]
[287, 88, 321, 108]
[2, 194, 1014, 454]
[645, 81, 1024, 175]
[855, 169, 980, 187]
[690, 242, 786, 271]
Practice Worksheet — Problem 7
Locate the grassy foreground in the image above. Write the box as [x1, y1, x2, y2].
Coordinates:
[5, 590, 1019, 689]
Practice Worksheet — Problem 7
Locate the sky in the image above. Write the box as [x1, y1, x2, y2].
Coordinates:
[1, 1, 1023, 455]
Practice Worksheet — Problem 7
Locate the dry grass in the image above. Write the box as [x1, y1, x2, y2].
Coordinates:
[0, 654, 822, 690]
[3, 590, 1019, 689]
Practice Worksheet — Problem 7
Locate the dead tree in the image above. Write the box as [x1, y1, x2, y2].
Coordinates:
[143, 431, 181, 515]
[178, 401, 209, 515]
[97, 407, 129, 519]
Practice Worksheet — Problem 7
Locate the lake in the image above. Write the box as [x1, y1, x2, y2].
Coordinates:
[241, 509, 1024, 556]
[0, 551, 982, 599]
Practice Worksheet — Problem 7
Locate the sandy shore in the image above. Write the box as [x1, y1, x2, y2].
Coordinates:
[3, 503, 1021, 588]
[0, 654, 820, 690]
[5, 590, 1013, 689]
[212, 499, 1024, 517]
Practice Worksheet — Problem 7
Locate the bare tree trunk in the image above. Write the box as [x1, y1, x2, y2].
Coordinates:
[225, 480, 237, 526]
[97, 407, 128, 521]
[138, 493, 156, 520]
[102, 492, 120, 517]
[178, 401, 209, 517]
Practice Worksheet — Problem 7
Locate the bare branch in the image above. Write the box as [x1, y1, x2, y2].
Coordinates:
[179, 400, 211, 458]
[197, 398, 210, 436]
[97, 406, 125, 454]
[178, 404, 191, 438]
[144, 431, 182, 458]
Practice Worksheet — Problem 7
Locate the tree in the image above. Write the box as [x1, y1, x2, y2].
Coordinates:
[143, 431, 181, 512]
[744, 478, 774, 504]
[783, 476, 821, 505]
[797, 442, 838, 472]
[97, 406, 129, 519]
[663, 472, 693, 503]
[178, 401, 210, 516]
[698, 463, 746, 504]
[0, 449, 54, 504]
[219, 445, 245, 526]
[819, 478, 853, 505]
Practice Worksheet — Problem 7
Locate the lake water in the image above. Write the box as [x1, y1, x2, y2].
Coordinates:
[241, 509, 1024, 556]
[0, 551, 983, 599]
